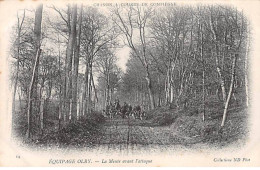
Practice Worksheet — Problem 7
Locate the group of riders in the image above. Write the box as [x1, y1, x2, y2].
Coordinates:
[103, 98, 146, 120]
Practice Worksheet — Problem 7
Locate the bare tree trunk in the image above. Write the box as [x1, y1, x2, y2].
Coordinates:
[221, 55, 237, 127]
[26, 4, 43, 139]
[158, 76, 162, 107]
[165, 66, 171, 105]
[144, 64, 155, 110]
[67, 4, 77, 121]
[80, 91, 84, 117]
[33, 5, 44, 116]
[146, 74, 155, 109]
[209, 12, 226, 104]
[245, 33, 250, 107]
[40, 98, 44, 134]
[83, 61, 89, 115]
[18, 89, 22, 111]
[72, 4, 82, 120]
[169, 61, 176, 106]
[26, 49, 42, 139]
[88, 64, 93, 114]
[63, 5, 71, 121]
[77, 98, 80, 120]
[106, 68, 110, 106]
[170, 81, 174, 104]
[12, 10, 25, 135]
[216, 54, 226, 103]
[200, 21, 205, 122]
[202, 64, 205, 121]
[58, 96, 62, 130]
[104, 90, 106, 109]
[57, 35, 62, 129]
[91, 72, 98, 104]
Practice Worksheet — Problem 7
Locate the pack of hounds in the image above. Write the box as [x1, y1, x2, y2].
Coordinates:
[102, 98, 146, 120]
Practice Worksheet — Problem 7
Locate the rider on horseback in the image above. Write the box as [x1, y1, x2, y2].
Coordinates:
[127, 104, 133, 118]
[121, 102, 128, 119]
[114, 97, 120, 115]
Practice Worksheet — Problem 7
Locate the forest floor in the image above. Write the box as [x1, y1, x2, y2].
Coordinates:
[94, 113, 248, 153]
[14, 106, 248, 155]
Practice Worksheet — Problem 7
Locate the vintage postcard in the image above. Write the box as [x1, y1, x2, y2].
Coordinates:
[0, 0, 260, 167]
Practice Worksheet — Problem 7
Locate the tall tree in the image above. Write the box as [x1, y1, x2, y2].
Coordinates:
[113, 6, 155, 109]
[72, 4, 83, 120]
[26, 4, 43, 139]
[64, 4, 77, 121]
[80, 6, 117, 115]
[12, 9, 25, 134]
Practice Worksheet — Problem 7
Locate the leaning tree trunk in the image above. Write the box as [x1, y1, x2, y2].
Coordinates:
[33, 4, 44, 115]
[209, 13, 226, 104]
[221, 54, 237, 127]
[215, 49, 226, 104]
[27, 49, 42, 139]
[26, 4, 43, 139]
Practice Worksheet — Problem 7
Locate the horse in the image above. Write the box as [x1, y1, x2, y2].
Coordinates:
[126, 104, 134, 119]
[115, 101, 121, 116]
[140, 110, 146, 120]
[120, 102, 128, 119]
[105, 104, 111, 117]
[109, 103, 117, 119]
[133, 105, 142, 119]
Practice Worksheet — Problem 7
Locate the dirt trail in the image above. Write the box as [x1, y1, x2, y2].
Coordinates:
[93, 117, 171, 154]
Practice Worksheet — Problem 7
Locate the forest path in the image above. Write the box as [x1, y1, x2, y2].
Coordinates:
[91, 117, 176, 154]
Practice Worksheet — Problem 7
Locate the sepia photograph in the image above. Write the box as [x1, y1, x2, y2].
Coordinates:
[0, 0, 259, 167]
